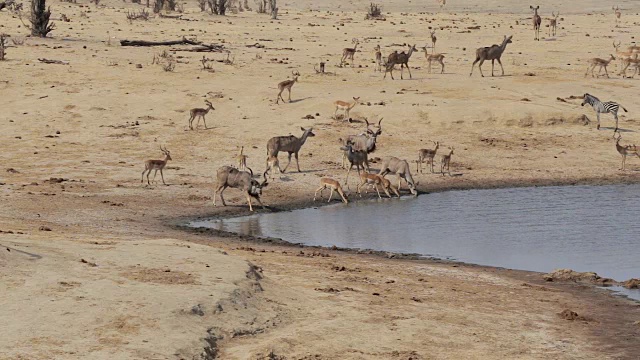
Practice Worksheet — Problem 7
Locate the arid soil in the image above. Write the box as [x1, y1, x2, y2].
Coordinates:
[1, 0, 640, 358]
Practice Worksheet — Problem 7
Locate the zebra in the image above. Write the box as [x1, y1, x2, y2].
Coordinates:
[581, 93, 628, 132]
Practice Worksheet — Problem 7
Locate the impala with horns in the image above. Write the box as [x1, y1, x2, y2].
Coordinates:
[378, 157, 418, 196]
[188, 100, 215, 130]
[213, 166, 268, 212]
[141, 146, 172, 186]
[339, 118, 382, 168]
[266, 127, 315, 173]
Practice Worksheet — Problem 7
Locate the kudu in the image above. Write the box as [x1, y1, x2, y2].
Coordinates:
[188, 100, 214, 130]
[276, 71, 300, 104]
[378, 157, 418, 196]
[384, 44, 418, 79]
[340, 119, 383, 169]
[470, 35, 513, 77]
[141, 146, 172, 186]
[530, 5, 541, 41]
[266, 127, 315, 173]
[341, 143, 370, 189]
[314, 178, 349, 204]
[614, 132, 640, 170]
[213, 166, 268, 212]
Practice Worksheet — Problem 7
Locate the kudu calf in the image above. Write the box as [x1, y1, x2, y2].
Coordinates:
[213, 166, 268, 212]
[266, 127, 315, 173]
[470, 35, 513, 77]
[378, 157, 418, 196]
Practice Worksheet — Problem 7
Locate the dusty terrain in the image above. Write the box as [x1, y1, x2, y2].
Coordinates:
[1, 0, 640, 358]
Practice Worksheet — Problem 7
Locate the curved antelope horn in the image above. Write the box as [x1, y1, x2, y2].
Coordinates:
[160, 145, 166, 152]
[378, 118, 383, 126]
[246, 166, 254, 177]
[364, 119, 370, 127]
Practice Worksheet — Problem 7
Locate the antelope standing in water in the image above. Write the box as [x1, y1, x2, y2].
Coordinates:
[314, 178, 349, 204]
[530, 5, 541, 41]
[470, 35, 513, 77]
[141, 146, 172, 185]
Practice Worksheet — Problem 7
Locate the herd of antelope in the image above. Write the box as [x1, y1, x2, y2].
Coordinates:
[139, 4, 639, 211]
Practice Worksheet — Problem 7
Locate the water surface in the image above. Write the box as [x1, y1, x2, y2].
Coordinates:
[191, 184, 640, 300]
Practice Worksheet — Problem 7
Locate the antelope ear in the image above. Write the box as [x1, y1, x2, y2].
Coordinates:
[300, 127, 306, 131]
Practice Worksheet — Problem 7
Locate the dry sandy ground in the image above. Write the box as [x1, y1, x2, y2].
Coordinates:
[1, 0, 640, 358]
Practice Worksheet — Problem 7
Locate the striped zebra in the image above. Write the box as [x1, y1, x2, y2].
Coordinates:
[581, 93, 628, 132]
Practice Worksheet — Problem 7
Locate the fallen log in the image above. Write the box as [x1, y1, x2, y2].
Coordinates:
[169, 44, 225, 52]
[120, 37, 201, 47]
[38, 58, 69, 65]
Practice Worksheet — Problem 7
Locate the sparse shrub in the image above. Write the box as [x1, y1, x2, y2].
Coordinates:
[126, 8, 149, 22]
[366, 3, 382, 19]
[29, 0, 55, 37]
[11, 35, 25, 45]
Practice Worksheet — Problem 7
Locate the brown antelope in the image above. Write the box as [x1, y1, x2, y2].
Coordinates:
[374, 45, 383, 72]
[340, 118, 383, 168]
[384, 44, 418, 80]
[378, 157, 418, 195]
[421, 46, 445, 74]
[417, 141, 439, 173]
[613, 6, 621, 27]
[549, 12, 559, 36]
[613, 41, 637, 70]
[276, 71, 300, 104]
[341, 143, 370, 189]
[314, 178, 349, 204]
[264, 155, 280, 180]
[614, 132, 640, 170]
[188, 100, 214, 130]
[356, 171, 383, 198]
[430, 30, 437, 53]
[266, 127, 315, 173]
[213, 166, 268, 212]
[341, 38, 359, 67]
[530, 5, 541, 41]
[470, 35, 513, 77]
[237, 146, 248, 171]
[620, 57, 640, 78]
[334, 97, 360, 121]
[141, 146, 172, 185]
[376, 174, 400, 198]
[440, 147, 454, 176]
[585, 55, 615, 78]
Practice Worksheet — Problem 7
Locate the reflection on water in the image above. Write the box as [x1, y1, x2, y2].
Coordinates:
[190, 184, 640, 300]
